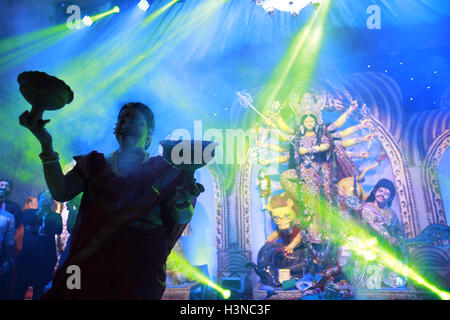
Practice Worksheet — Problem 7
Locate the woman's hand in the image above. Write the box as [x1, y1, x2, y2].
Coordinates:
[283, 244, 295, 255]
[265, 232, 279, 244]
[19, 110, 53, 148]
[174, 182, 203, 209]
[168, 182, 204, 225]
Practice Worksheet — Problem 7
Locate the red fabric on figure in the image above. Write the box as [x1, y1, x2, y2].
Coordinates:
[279, 226, 302, 247]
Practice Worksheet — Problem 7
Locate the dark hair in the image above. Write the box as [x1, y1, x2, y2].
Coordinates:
[37, 190, 54, 207]
[118, 102, 155, 135]
[366, 178, 396, 208]
[300, 113, 318, 126]
[296, 112, 322, 146]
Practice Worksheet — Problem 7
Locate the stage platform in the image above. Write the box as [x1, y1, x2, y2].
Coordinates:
[253, 282, 421, 300]
[162, 282, 198, 300]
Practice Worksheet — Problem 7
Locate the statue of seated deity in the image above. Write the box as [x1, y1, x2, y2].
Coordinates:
[248, 194, 309, 287]
[265, 193, 304, 254]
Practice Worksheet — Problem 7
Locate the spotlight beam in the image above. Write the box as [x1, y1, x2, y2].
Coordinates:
[140, 0, 181, 29]
[255, 0, 331, 112]
[0, 6, 121, 73]
[107, 0, 229, 98]
[67, 7, 180, 109]
[0, 5, 120, 56]
[54, 0, 181, 103]
[69, 0, 227, 109]
[167, 251, 231, 299]
[91, 6, 120, 23]
[297, 184, 450, 300]
[0, 31, 71, 73]
[0, 22, 70, 55]
[49, 0, 226, 117]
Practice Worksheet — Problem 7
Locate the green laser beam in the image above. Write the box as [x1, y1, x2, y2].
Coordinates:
[0, 22, 69, 55]
[53, 0, 182, 106]
[256, 0, 331, 112]
[107, 0, 228, 98]
[91, 5, 120, 22]
[295, 183, 450, 300]
[167, 250, 230, 299]
[0, 30, 72, 72]
[140, 0, 180, 29]
[0, 5, 122, 74]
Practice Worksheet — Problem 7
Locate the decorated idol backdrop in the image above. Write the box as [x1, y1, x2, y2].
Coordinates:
[240, 76, 410, 296]
[239, 72, 450, 297]
[248, 103, 402, 290]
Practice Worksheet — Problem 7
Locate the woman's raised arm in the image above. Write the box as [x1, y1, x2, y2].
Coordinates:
[19, 111, 85, 202]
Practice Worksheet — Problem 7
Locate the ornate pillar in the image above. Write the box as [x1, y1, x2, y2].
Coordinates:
[423, 130, 450, 226]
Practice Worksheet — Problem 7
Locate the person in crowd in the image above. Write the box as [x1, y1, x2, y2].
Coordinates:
[14, 191, 62, 300]
[0, 201, 15, 299]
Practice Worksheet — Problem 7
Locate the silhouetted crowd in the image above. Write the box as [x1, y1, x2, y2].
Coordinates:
[0, 178, 79, 300]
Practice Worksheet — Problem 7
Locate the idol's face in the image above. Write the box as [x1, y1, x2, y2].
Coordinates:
[270, 206, 295, 231]
[0, 181, 11, 199]
[375, 187, 392, 207]
[115, 108, 149, 150]
[302, 115, 316, 131]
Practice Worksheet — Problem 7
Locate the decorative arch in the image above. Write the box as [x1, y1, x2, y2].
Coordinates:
[326, 72, 405, 142]
[236, 157, 253, 252]
[325, 73, 418, 236]
[405, 109, 450, 167]
[423, 129, 450, 226]
[206, 165, 228, 252]
[368, 114, 418, 237]
[209, 164, 253, 289]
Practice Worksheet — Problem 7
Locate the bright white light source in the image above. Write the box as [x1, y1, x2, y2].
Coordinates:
[82, 15, 93, 26]
[138, 0, 150, 11]
[262, 0, 313, 16]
